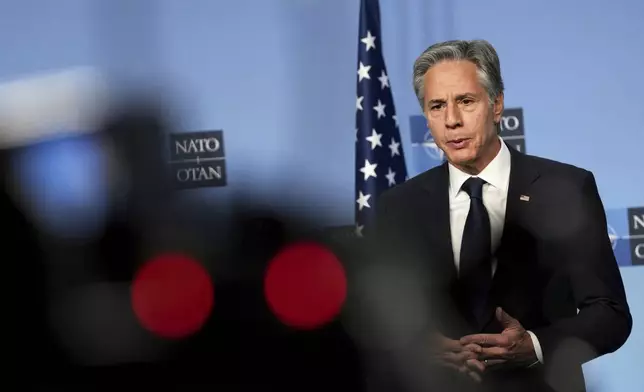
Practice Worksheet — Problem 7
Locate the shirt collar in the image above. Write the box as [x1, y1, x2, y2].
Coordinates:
[448, 137, 511, 197]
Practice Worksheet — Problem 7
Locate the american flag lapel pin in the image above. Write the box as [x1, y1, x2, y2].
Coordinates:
[519, 195, 530, 202]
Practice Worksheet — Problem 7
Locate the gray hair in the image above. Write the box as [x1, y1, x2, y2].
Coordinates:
[412, 39, 504, 110]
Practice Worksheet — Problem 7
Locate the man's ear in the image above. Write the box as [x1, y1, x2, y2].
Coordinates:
[493, 93, 504, 124]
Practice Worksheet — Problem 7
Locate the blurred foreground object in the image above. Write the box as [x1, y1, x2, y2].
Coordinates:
[0, 67, 113, 240]
[0, 68, 381, 390]
[0, 67, 108, 148]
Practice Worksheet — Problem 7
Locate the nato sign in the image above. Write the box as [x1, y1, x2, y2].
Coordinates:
[409, 108, 525, 175]
[168, 130, 227, 190]
[606, 206, 644, 267]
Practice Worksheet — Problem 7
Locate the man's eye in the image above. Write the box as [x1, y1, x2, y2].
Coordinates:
[461, 99, 473, 105]
[430, 104, 442, 110]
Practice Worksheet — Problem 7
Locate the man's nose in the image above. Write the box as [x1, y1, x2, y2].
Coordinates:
[444, 104, 462, 129]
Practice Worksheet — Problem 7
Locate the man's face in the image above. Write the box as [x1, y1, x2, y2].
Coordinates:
[423, 60, 503, 172]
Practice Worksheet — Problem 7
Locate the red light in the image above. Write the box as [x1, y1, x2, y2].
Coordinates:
[131, 253, 214, 339]
[264, 242, 347, 329]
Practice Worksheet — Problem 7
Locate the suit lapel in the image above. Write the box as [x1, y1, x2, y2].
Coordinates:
[481, 144, 541, 330]
[420, 162, 457, 283]
[502, 144, 541, 241]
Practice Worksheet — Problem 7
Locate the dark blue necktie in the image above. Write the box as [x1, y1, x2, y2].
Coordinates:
[459, 177, 493, 324]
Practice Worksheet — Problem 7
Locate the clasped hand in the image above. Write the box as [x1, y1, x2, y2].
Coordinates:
[431, 307, 538, 383]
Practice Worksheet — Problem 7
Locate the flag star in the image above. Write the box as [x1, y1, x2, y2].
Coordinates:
[356, 95, 364, 111]
[373, 99, 386, 119]
[355, 224, 364, 237]
[357, 62, 371, 81]
[360, 159, 378, 180]
[389, 137, 401, 157]
[356, 191, 371, 211]
[392, 114, 399, 128]
[365, 128, 383, 150]
[378, 70, 390, 89]
[385, 167, 397, 186]
[361, 30, 377, 51]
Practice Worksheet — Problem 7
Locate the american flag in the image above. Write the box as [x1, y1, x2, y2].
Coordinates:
[355, 0, 408, 237]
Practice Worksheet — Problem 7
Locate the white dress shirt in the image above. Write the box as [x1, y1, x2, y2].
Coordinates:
[447, 137, 544, 364]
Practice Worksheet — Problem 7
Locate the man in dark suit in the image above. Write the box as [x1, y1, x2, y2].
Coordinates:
[370, 40, 631, 391]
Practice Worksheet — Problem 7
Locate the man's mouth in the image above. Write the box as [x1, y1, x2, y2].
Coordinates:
[447, 138, 470, 149]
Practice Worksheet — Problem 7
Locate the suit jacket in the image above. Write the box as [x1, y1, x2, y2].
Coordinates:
[365, 144, 632, 392]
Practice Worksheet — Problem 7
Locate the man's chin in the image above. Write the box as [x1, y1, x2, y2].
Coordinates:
[445, 151, 477, 167]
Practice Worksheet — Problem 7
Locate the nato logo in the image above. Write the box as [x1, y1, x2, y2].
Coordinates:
[606, 207, 644, 266]
[408, 108, 526, 176]
[168, 130, 227, 190]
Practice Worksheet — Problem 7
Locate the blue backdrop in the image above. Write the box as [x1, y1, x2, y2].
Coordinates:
[1, 0, 642, 390]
